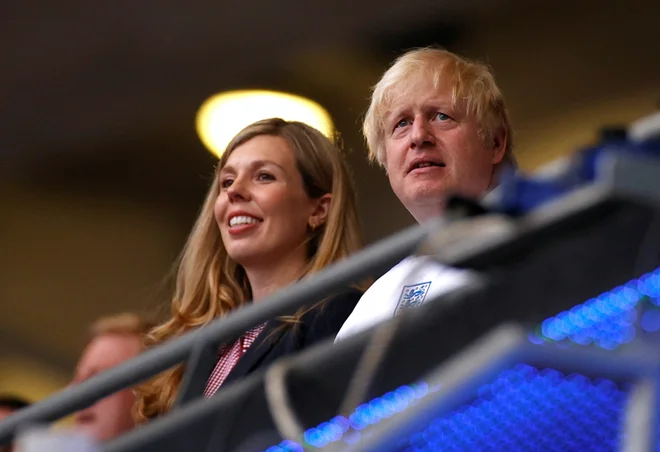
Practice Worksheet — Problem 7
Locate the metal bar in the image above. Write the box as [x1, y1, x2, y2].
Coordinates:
[104, 372, 264, 452]
[517, 342, 660, 382]
[101, 282, 491, 452]
[622, 378, 659, 452]
[601, 152, 660, 206]
[3, 154, 659, 448]
[88, 190, 659, 451]
[0, 217, 437, 445]
[173, 339, 218, 408]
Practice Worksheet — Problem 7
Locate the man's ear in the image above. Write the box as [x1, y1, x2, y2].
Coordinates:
[308, 193, 332, 229]
[491, 127, 507, 165]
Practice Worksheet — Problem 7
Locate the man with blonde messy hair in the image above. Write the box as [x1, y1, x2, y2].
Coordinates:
[72, 313, 153, 442]
[336, 47, 515, 341]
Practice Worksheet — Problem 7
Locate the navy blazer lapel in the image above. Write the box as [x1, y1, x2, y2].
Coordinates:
[221, 321, 280, 387]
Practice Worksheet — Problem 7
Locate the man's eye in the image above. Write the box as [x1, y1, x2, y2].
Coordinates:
[395, 119, 410, 129]
[435, 112, 450, 121]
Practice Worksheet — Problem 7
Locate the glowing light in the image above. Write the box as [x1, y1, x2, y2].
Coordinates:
[195, 90, 334, 158]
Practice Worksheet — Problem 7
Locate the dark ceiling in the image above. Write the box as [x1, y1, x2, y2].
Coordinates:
[0, 0, 497, 226]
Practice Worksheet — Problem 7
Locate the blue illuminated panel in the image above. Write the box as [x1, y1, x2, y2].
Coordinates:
[266, 367, 627, 451]
[532, 267, 660, 349]
[265, 268, 660, 451]
[387, 365, 626, 452]
[264, 383, 432, 451]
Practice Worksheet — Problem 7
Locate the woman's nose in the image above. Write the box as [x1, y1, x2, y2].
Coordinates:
[226, 177, 250, 202]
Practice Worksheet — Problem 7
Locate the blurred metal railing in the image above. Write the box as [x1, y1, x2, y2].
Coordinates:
[0, 213, 445, 446]
[1, 112, 658, 450]
[104, 172, 660, 452]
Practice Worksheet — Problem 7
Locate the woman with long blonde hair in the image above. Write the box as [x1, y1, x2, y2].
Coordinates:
[134, 118, 365, 421]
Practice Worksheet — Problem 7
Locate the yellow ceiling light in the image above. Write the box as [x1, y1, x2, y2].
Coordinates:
[195, 90, 335, 158]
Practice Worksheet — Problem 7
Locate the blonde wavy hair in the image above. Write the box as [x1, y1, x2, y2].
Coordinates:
[363, 47, 515, 169]
[134, 118, 363, 422]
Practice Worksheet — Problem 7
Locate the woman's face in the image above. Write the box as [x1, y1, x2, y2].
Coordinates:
[214, 135, 323, 268]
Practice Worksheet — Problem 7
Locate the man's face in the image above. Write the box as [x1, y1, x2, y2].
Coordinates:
[382, 76, 505, 222]
[72, 334, 142, 442]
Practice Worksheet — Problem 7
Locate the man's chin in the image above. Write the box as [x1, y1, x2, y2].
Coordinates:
[405, 187, 450, 206]
[402, 197, 449, 223]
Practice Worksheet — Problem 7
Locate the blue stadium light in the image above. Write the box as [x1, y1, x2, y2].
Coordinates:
[391, 365, 626, 451]
[265, 267, 660, 451]
[300, 383, 429, 449]
[266, 366, 628, 451]
[533, 267, 660, 350]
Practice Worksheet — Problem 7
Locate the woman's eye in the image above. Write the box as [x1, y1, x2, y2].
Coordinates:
[257, 172, 275, 181]
[220, 179, 233, 188]
[435, 112, 450, 121]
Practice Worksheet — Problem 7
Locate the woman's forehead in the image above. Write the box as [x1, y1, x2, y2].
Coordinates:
[220, 135, 294, 168]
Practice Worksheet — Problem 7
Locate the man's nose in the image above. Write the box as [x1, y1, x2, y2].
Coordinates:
[410, 118, 435, 149]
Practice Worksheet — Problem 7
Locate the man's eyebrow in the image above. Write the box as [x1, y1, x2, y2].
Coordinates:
[386, 107, 407, 120]
[383, 110, 402, 129]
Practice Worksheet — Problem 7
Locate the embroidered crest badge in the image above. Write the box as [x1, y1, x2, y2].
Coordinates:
[394, 281, 432, 316]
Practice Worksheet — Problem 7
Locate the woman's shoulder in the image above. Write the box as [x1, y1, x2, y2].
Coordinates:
[326, 286, 364, 305]
[300, 287, 364, 334]
[284, 286, 365, 348]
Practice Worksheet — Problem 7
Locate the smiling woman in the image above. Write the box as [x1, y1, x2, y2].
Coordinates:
[134, 118, 366, 422]
[214, 134, 328, 280]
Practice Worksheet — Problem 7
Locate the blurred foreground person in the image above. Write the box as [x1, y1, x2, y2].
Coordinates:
[336, 47, 517, 341]
[135, 118, 366, 421]
[0, 396, 30, 452]
[72, 313, 152, 442]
